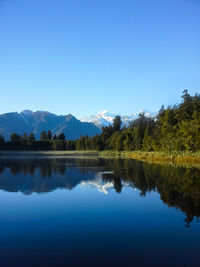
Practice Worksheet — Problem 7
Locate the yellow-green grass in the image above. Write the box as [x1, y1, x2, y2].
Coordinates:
[98, 151, 200, 167]
[1, 150, 200, 167]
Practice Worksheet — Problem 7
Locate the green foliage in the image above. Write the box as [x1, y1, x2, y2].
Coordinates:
[1, 91, 200, 153]
[51, 140, 65, 150]
[88, 90, 200, 153]
[58, 133, 65, 141]
[0, 134, 5, 149]
[113, 115, 122, 132]
[53, 134, 57, 140]
[41, 130, 52, 141]
[40, 131, 46, 141]
[10, 133, 21, 142]
[46, 130, 52, 140]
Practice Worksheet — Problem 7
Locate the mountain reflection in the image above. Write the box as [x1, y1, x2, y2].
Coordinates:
[0, 157, 200, 227]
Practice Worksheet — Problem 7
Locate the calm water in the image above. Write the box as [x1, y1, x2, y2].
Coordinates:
[0, 157, 200, 266]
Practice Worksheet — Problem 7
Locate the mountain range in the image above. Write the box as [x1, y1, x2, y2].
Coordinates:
[0, 109, 156, 140]
[81, 110, 156, 129]
[0, 110, 101, 140]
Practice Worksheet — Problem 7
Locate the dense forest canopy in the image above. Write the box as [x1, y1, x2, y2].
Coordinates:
[0, 90, 199, 152]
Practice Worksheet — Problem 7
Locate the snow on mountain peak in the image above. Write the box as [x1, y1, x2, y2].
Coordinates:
[80, 110, 156, 129]
[20, 110, 33, 115]
[98, 110, 109, 116]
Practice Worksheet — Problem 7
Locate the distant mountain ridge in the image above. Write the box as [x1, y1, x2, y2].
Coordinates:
[0, 110, 101, 140]
[81, 110, 157, 129]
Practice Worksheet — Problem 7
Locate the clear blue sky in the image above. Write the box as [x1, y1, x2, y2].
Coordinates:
[0, 0, 199, 118]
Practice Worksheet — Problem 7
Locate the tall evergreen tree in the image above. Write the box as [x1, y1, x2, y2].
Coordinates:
[10, 133, 21, 142]
[58, 133, 65, 141]
[40, 131, 46, 141]
[0, 134, 5, 149]
[53, 134, 57, 140]
[113, 116, 122, 132]
[46, 130, 52, 140]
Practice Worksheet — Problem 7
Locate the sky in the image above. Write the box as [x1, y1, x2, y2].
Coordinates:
[0, 0, 199, 118]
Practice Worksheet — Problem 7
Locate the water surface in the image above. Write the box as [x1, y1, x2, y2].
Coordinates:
[0, 157, 199, 266]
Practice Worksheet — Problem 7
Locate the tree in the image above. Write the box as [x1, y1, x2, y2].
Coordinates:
[58, 133, 65, 141]
[53, 134, 57, 140]
[91, 135, 103, 150]
[10, 133, 21, 142]
[27, 133, 35, 148]
[46, 130, 52, 140]
[113, 116, 122, 132]
[85, 135, 91, 150]
[109, 132, 124, 151]
[142, 119, 155, 151]
[23, 133, 28, 140]
[101, 126, 114, 150]
[175, 90, 193, 121]
[143, 125, 152, 151]
[123, 130, 133, 151]
[66, 140, 75, 150]
[156, 104, 165, 121]
[52, 140, 65, 150]
[40, 131, 46, 141]
[0, 134, 5, 148]
[114, 177, 122, 193]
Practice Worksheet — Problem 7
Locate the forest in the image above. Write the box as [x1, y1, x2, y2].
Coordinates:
[0, 90, 200, 153]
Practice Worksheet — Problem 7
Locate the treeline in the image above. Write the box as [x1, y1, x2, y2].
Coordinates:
[74, 90, 200, 153]
[0, 131, 76, 151]
[0, 90, 199, 152]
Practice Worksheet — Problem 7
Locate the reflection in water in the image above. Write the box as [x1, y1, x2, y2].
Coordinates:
[0, 157, 200, 227]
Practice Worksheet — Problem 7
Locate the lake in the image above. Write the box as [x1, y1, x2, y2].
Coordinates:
[0, 156, 199, 266]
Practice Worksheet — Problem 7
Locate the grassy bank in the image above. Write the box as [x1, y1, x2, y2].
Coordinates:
[1, 150, 200, 167]
[99, 151, 200, 166]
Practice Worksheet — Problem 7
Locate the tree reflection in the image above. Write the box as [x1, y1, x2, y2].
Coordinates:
[101, 159, 200, 227]
[114, 178, 122, 193]
[0, 157, 199, 227]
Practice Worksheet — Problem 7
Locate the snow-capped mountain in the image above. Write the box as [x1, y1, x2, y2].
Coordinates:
[81, 110, 156, 129]
[81, 171, 131, 195]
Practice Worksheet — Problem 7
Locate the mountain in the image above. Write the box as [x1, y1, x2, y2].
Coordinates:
[0, 110, 101, 140]
[81, 110, 157, 129]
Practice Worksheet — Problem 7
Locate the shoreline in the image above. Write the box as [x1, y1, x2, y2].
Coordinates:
[99, 151, 200, 167]
[1, 150, 200, 167]
[0, 150, 99, 158]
